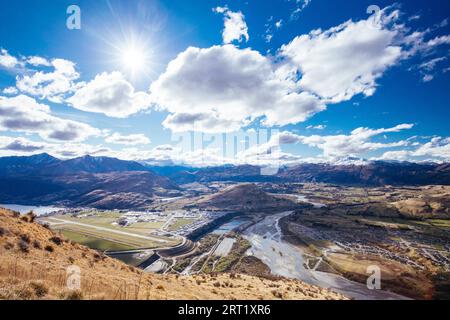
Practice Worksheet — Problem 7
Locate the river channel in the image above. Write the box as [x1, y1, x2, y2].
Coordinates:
[242, 210, 410, 300]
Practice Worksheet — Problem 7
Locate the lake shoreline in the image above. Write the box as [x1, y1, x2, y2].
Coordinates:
[0, 204, 65, 216]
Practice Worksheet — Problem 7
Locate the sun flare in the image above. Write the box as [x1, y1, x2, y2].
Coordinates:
[121, 46, 146, 72]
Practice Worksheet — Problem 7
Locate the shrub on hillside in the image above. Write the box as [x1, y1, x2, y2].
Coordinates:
[63, 290, 83, 300]
[30, 281, 48, 298]
[271, 290, 283, 299]
[33, 240, 41, 249]
[26, 211, 37, 223]
[4, 242, 14, 250]
[93, 252, 101, 260]
[18, 240, 29, 253]
[20, 234, 30, 243]
[49, 236, 63, 245]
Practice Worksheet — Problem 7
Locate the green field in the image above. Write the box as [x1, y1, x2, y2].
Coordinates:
[125, 221, 165, 234]
[61, 230, 134, 251]
[49, 213, 164, 234]
[168, 218, 195, 231]
[55, 223, 174, 248]
[43, 213, 180, 251]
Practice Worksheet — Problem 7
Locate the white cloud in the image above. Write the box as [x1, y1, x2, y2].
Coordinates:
[26, 56, 51, 67]
[67, 72, 152, 118]
[377, 150, 411, 161]
[306, 124, 326, 130]
[105, 132, 151, 145]
[49, 143, 112, 159]
[138, 133, 302, 167]
[415, 57, 446, 82]
[264, 124, 414, 158]
[378, 137, 450, 162]
[280, 9, 403, 103]
[408, 15, 421, 22]
[2, 87, 18, 95]
[144, 141, 311, 167]
[146, 144, 233, 167]
[16, 58, 80, 102]
[0, 136, 45, 153]
[275, 19, 283, 29]
[138, 144, 181, 165]
[162, 112, 244, 133]
[0, 138, 148, 160]
[0, 95, 99, 142]
[152, 7, 432, 134]
[150, 45, 325, 132]
[411, 137, 450, 160]
[290, 0, 312, 20]
[418, 57, 446, 71]
[264, 18, 283, 43]
[426, 35, 450, 47]
[0, 49, 20, 69]
[422, 74, 434, 82]
[213, 6, 249, 44]
[439, 18, 449, 28]
[402, 31, 450, 59]
[0, 139, 112, 159]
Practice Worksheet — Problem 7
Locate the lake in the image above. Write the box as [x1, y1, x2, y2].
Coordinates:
[0, 204, 64, 216]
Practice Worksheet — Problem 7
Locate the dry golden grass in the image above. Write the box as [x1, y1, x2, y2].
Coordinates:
[0, 208, 346, 300]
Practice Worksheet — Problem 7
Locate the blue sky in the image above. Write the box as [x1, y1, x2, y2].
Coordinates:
[0, 0, 449, 165]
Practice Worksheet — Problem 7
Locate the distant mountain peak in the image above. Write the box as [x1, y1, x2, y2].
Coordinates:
[29, 152, 59, 163]
[197, 183, 297, 211]
[327, 156, 371, 166]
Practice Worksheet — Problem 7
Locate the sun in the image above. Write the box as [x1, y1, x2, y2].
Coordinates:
[121, 45, 146, 72]
[104, 29, 159, 80]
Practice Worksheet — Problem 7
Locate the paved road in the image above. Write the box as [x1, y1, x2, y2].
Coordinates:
[182, 235, 223, 275]
[47, 217, 168, 243]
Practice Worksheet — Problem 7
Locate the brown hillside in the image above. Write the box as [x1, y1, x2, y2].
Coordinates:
[197, 184, 298, 212]
[0, 208, 346, 300]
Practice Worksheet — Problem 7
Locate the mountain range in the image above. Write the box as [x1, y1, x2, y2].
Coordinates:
[0, 153, 449, 209]
[0, 153, 178, 209]
[144, 160, 450, 186]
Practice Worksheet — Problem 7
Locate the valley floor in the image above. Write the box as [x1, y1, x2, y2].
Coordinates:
[4, 182, 448, 300]
[0, 208, 347, 300]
